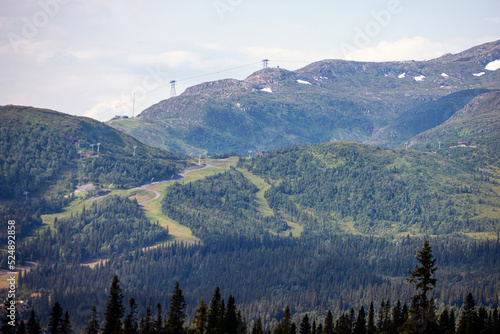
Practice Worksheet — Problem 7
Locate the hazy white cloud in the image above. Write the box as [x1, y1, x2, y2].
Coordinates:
[485, 17, 500, 24]
[127, 51, 203, 69]
[344, 37, 446, 62]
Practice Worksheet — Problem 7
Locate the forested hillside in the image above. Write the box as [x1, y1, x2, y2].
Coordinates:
[0, 106, 187, 200]
[0, 106, 189, 244]
[238, 142, 499, 236]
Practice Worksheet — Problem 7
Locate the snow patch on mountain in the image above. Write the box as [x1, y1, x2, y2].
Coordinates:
[485, 59, 500, 71]
[297, 79, 312, 85]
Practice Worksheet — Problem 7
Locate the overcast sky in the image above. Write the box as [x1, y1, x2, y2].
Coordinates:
[1, 0, 499, 121]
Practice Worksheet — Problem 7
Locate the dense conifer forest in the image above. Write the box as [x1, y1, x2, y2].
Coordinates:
[5, 242, 500, 334]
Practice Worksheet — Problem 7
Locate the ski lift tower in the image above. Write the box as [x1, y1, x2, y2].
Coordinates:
[170, 80, 177, 98]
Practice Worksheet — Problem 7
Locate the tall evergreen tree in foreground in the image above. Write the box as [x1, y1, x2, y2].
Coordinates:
[26, 310, 41, 334]
[166, 282, 186, 334]
[48, 302, 69, 334]
[103, 275, 125, 334]
[274, 307, 292, 334]
[84, 306, 99, 334]
[404, 240, 438, 333]
[323, 310, 334, 334]
[207, 288, 224, 334]
[192, 299, 208, 334]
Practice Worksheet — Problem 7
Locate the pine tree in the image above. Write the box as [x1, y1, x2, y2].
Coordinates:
[323, 310, 334, 334]
[140, 306, 153, 334]
[48, 302, 64, 334]
[299, 314, 310, 334]
[274, 307, 292, 334]
[251, 318, 263, 334]
[223, 296, 239, 334]
[335, 312, 351, 334]
[192, 299, 208, 334]
[165, 282, 186, 334]
[390, 300, 403, 334]
[405, 240, 438, 333]
[17, 321, 26, 334]
[492, 308, 499, 334]
[26, 310, 41, 334]
[85, 305, 100, 334]
[236, 310, 246, 334]
[61, 311, 72, 334]
[367, 302, 376, 334]
[477, 306, 488, 333]
[207, 287, 223, 334]
[155, 303, 164, 334]
[103, 275, 125, 334]
[378, 299, 390, 333]
[457, 293, 478, 334]
[353, 306, 366, 334]
[123, 298, 139, 334]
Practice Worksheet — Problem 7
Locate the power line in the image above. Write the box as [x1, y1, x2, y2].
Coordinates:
[175, 61, 262, 83]
[165, 58, 313, 97]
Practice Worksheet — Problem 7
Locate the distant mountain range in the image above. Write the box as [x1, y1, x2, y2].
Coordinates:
[109, 40, 500, 155]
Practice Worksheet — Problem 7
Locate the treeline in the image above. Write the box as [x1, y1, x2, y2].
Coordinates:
[19, 195, 168, 264]
[237, 142, 500, 235]
[161, 169, 288, 238]
[17, 234, 500, 330]
[6, 250, 500, 334]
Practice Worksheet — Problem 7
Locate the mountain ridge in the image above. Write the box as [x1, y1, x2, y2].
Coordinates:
[109, 39, 500, 155]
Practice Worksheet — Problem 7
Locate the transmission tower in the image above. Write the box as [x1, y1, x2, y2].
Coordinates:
[262, 59, 269, 69]
[170, 80, 177, 97]
[132, 93, 135, 117]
